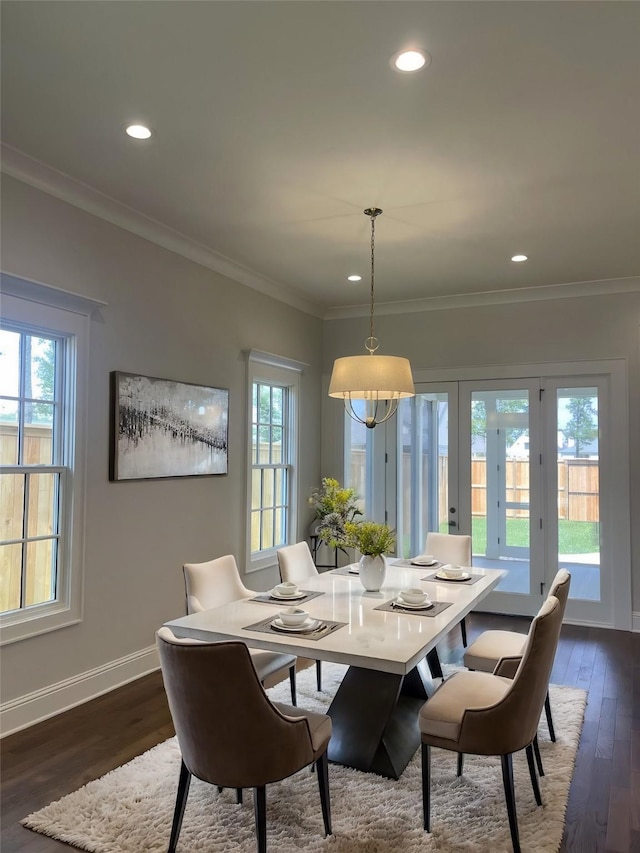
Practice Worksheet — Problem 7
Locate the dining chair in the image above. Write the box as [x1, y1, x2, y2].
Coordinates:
[183, 554, 298, 705]
[419, 594, 564, 853]
[463, 569, 571, 747]
[156, 628, 332, 853]
[276, 541, 323, 691]
[424, 532, 472, 647]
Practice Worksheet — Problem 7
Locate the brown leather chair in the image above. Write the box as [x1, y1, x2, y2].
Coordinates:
[157, 628, 332, 853]
[419, 595, 564, 853]
[277, 542, 323, 690]
[463, 569, 571, 745]
[183, 555, 298, 704]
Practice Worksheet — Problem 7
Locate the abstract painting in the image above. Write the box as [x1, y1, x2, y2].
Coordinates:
[110, 372, 229, 480]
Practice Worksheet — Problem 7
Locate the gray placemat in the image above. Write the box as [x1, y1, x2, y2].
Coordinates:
[249, 590, 324, 605]
[394, 559, 444, 570]
[421, 571, 484, 585]
[330, 566, 361, 577]
[374, 599, 453, 617]
[243, 615, 347, 641]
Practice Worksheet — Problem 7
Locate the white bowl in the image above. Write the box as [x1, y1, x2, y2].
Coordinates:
[275, 582, 299, 597]
[278, 607, 309, 627]
[399, 588, 428, 606]
[441, 565, 465, 579]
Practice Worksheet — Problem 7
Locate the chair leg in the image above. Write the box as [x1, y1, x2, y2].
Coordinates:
[525, 744, 542, 806]
[168, 760, 191, 853]
[422, 743, 431, 832]
[426, 647, 444, 682]
[316, 751, 332, 837]
[289, 664, 297, 706]
[253, 785, 267, 853]
[544, 690, 556, 742]
[457, 753, 464, 777]
[316, 659, 322, 691]
[533, 735, 545, 777]
[236, 788, 243, 805]
[460, 616, 468, 647]
[500, 753, 521, 853]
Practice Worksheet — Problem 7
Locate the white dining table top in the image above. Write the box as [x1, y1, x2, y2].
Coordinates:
[164, 562, 504, 676]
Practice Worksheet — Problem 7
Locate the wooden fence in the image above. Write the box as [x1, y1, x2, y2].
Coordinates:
[0, 425, 55, 613]
[351, 451, 600, 523]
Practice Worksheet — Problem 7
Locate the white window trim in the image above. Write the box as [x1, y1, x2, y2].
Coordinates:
[245, 350, 304, 574]
[0, 275, 103, 644]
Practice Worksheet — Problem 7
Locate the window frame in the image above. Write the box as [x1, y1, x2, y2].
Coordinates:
[0, 276, 99, 644]
[245, 351, 302, 574]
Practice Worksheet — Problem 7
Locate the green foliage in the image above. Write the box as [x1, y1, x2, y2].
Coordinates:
[310, 478, 362, 548]
[564, 397, 597, 456]
[344, 520, 396, 556]
[463, 517, 599, 555]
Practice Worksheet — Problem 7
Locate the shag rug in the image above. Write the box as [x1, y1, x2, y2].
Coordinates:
[22, 663, 586, 852]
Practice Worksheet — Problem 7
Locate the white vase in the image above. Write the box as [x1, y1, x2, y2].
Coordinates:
[358, 554, 386, 591]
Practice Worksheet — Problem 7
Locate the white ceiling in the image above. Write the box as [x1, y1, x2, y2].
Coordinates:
[2, 1, 639, 316]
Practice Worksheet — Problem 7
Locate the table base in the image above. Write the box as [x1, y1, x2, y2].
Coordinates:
[327, 657, 435, 779]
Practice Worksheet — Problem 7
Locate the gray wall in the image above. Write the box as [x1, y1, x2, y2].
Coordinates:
[322, 292, 640, 612]
[1, 176, 323, 702]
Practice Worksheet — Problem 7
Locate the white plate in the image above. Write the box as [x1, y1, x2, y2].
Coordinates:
[434, 570, 470, 582]
[271, 617, 321, 632]
[269, 589, 307, 600]
[348, 566, 360, 574]
[394, 598, 434, 610]
[411, 558, 438, 567]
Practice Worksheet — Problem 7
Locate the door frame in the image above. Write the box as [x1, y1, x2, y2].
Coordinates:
[407, 359, 631, 630]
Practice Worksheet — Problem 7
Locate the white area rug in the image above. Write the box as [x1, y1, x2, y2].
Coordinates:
[22, 663, 586, 852]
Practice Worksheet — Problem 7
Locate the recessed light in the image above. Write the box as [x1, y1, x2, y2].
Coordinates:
[392, 49, 430, 72]
[347, 275, 362, 282]
[511, 254, 528, 263]
[126, 124, 152, 139]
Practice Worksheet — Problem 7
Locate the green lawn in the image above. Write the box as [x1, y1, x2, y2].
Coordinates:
[461, 518, 600, 555]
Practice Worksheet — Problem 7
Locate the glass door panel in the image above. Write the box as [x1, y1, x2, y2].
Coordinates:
[556, 386, 601, 602]
[468, 388, 534, 597]
[396, 385, 458, 559]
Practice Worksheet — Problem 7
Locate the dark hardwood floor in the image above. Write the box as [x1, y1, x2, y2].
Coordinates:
[2, 613, 638, 852]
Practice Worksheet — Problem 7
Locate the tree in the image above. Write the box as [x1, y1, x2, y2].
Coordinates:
[564, 396, 598, 457]
[30, 338, 55, 424]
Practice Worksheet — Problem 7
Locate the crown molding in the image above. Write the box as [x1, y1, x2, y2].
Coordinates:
[324, 276, 640, 320]
[1, 144, 324, 319]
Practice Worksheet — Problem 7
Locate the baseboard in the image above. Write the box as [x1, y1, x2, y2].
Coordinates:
[0, 644, 160, 738]
[633, 611, 640, 632]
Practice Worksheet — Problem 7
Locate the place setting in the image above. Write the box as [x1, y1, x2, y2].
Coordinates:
[393, 554, 444, 570]
[330, 564, 361, 576]
[249, 581, 325, 605]
[374, 587, 453, 618]
[244, 605, 346, 641]
[421, 564, 484, 585]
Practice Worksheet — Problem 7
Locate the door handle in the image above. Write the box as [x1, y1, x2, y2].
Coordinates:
[448, 520, 457, 527]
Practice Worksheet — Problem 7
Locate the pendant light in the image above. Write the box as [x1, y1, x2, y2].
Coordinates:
[328, 208, 415, 428]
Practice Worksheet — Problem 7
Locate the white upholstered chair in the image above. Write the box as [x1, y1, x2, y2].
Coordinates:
[183, 555, 298, 705]
[425, 532, 472, 647]
[463, 569, 571, 749]
[157, 628, 332, 853]
[277, 542, 323, 691]
[419, 595, 564, 853]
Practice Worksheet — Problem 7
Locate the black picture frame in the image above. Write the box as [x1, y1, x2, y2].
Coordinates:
[109, 371, 229, 481]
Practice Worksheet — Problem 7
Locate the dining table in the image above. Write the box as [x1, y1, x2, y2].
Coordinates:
[164, 560, 504, 779]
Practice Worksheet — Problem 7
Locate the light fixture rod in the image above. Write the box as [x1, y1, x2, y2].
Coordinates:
[364, 207, 382, 354]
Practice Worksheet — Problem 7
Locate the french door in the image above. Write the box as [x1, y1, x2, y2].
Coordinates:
[390, 362, 631, 628]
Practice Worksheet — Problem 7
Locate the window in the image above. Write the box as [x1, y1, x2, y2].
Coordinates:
[246, 351, 302, 573]
[0, 276, 97, 643]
